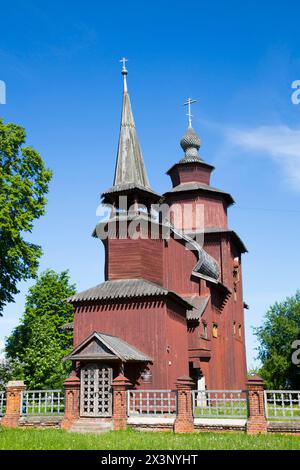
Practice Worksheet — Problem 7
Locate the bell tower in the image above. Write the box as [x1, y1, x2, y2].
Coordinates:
[164, 100, 233, 232]
[95, 60, 163, 285]
[101, 58, 160, 214]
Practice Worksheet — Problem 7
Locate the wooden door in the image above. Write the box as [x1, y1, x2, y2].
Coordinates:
[80, 364, 112, 417]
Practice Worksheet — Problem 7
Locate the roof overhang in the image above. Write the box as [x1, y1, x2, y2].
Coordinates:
[64, 331, 152, 363]
[67, 278, 193, 311]
[101, 183, 161, 205]
[200, 228, 248, 253]
[166, 160, 215, 175]
[184, 295, 210, 320]
[162, 182, 235, 206]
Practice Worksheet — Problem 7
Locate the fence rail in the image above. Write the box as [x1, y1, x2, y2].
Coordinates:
[128, 390, 177, 416]
[2, 386, 299, 423]
[264, 390, 300, 421]
[20, 390, 64, 415]
[192, 390, 248, 419]
[0, 391, 6, 416]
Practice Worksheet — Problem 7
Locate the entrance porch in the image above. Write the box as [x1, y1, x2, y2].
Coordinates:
[62, 331, 151, 428]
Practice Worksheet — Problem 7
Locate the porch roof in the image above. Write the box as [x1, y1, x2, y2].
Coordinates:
[64, 331, 152, 363]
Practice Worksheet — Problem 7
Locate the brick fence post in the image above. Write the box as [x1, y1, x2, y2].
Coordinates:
[112, 374, 131, 431]
[61, 369, 80, 430]
[246, 374, 267, 435]
[174, 375, 195, 433]
[2, 380, 26, 428]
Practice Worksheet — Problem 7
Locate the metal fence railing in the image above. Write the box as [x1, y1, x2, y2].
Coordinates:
[3, 387, 300, 422]
[192, 390, 248, 419]
[0, 391, 6, 416]
[20, 390, 65, 415]
[128, 390, 177, 416]
[264, 391, 300, 421]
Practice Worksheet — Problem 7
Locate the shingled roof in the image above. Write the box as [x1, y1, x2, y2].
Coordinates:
[163, 182, 234, 205]
[68, 278, 193, 309]
[64, 331, 152, 363]
[184, 295, 210, 320]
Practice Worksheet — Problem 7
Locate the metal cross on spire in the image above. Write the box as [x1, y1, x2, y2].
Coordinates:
[120, 57, 128, 73]
[184, 98, 197, 128]
[119, 57, 128, 93]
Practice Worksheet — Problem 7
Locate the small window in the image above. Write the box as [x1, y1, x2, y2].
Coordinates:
[202, 322, 208, 339]
[238, 325, 242, 338]
[212, 323, 218, 338]
[233, 321, 236, 336]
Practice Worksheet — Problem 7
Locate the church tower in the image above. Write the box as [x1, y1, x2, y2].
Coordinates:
[163, 99, 247, 389]
[101, 58, 160, 213]
[65, 64, 248, 421]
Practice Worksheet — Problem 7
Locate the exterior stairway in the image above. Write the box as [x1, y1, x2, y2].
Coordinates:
[69, 418, 114, 433]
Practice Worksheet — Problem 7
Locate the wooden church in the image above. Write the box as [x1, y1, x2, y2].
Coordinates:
[64, 62, 248, 418]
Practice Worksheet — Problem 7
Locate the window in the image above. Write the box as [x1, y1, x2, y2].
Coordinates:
[238, 325, 242, 338]
[202, 322, 208, 339]
[233, 321, 236, 336]
[233, 257, 240, 302]
[212, 323, 218, 338]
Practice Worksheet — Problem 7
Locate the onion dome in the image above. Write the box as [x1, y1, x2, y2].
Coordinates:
[180, 126, 202, 162]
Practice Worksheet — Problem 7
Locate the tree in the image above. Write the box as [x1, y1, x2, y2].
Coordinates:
[247, 366, 262, 377]
[0, 118, 52, 315]
[254, 291, 300, 389]
[0, 358, 24, 389]
[5, 269, 76, 389]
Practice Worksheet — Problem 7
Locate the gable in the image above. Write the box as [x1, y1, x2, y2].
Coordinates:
[78, 337, 114, 357]
[64, 331, 152, 363]
[66, 335, 117, 361]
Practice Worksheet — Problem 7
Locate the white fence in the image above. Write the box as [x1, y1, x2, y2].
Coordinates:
[20, 390, 64, 415]
[4, 387, 299, 423]
[128, 390, 177, 416]
[264, 391, 300, 421]
[0, 391, 6, 416]
[192, 390, 248, 419]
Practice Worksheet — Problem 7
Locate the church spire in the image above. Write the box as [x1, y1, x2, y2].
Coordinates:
[113, 58, 150, 189]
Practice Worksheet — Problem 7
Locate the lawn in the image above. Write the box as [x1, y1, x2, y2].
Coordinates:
[0, 428, 300, 450]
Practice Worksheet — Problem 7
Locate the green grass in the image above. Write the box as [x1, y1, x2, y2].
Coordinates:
[0, 428, 300, 450]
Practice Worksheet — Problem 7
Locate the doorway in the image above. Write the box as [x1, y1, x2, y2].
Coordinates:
[80, 363, 113, 417]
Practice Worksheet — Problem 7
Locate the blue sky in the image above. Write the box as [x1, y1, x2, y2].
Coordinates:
[1, 0, 300, 367]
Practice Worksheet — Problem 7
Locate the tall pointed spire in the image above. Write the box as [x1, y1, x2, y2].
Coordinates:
[113, 59, 150, 189]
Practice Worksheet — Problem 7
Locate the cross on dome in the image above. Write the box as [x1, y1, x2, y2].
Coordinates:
[184, 98, 197, 128]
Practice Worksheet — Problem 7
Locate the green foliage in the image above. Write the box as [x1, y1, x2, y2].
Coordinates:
[5, 270, 76, 389]
[0, 118, 52, 315]
[0, 358, 24, 389]
[254, 291, 300, 389]
[21, 318, 71, 389]
[247, 366, 262, 377]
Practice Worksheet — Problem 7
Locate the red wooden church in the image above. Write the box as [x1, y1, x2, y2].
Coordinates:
[64, 63, 247, 418]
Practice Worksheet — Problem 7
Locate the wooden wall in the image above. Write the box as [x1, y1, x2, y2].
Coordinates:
[73, 297, 189, 390]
